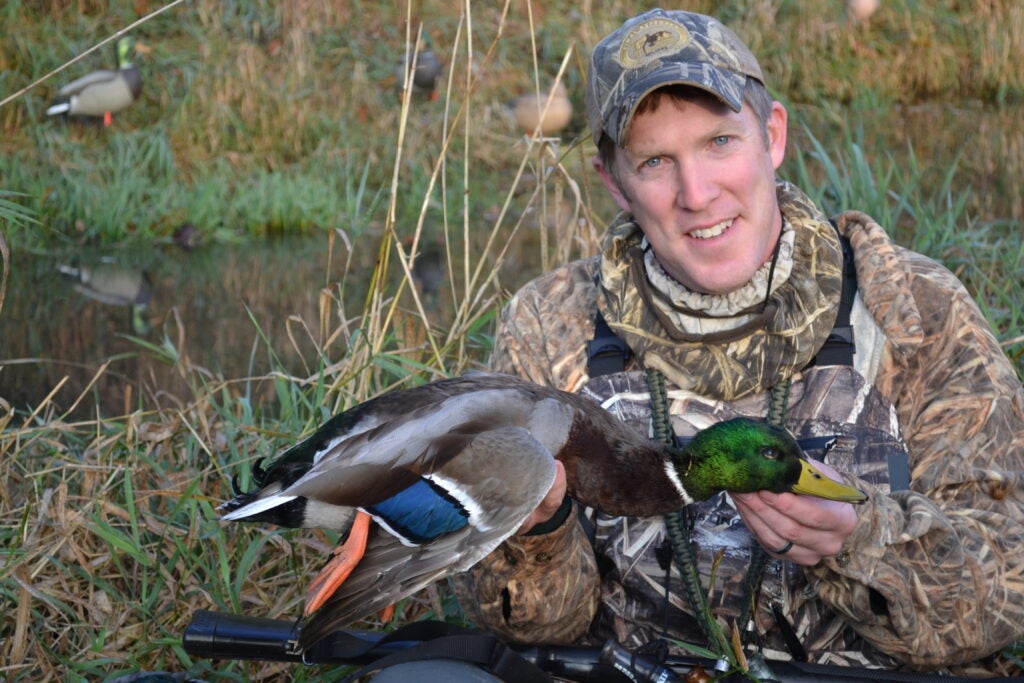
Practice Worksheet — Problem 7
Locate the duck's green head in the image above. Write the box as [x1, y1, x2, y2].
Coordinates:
[115, 36, 136, 69]
[679, 417, 868, 503]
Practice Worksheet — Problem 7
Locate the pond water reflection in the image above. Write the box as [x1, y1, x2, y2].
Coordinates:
[1, 102, 1021, 418]
[1, 237, 359, 417]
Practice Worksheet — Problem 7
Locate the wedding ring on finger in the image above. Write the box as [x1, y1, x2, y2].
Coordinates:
[771, 540, 794, 555]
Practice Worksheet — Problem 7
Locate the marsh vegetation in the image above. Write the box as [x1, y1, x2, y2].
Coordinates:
[1, 1, 1022, 680]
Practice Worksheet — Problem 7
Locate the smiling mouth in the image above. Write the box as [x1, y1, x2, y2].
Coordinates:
[689, 219, 732, 240]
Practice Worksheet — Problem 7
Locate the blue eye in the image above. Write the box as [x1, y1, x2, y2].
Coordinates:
[712, 135, 730, 146]
[643, 157, 662, 168]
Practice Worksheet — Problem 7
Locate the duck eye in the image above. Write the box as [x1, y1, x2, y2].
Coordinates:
[761, 446, 780, 460]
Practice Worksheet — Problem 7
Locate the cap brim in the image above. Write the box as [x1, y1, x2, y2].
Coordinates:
[607, 62, 748, 146]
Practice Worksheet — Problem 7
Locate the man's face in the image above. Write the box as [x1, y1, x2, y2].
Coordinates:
[595, 92, 787, 296]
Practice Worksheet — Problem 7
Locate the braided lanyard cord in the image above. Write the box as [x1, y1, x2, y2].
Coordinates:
[647, 367, 792, 663]
[647, 368, 732, 658]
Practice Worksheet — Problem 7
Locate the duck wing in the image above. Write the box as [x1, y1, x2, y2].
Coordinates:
[298, 424, 557, 648]
[56, 68, 121, 96]
[223, 378, 561, 515]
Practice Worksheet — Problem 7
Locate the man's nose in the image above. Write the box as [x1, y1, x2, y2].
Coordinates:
[675, 162, 719, 212]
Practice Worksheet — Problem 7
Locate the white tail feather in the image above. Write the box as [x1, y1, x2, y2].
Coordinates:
[220, 494, 297, 521]
[47, 102, 71, 116]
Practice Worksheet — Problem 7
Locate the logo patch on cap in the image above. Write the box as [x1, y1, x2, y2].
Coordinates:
[618, 17, 691, 69]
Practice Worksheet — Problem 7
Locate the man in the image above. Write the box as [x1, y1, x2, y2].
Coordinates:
[454, 8, 1024, 678]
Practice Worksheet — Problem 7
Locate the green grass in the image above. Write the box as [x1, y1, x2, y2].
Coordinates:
[4, 127, 386, 244]
[784, 120, 1024, 360]
[2, 1, 1023, 680]
[1, 0, 1022, 245]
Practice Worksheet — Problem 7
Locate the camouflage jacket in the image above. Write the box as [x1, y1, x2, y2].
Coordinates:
[453, 186, 1024, 677]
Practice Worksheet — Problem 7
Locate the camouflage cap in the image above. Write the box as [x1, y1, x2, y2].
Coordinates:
[585, 9, 764, 147]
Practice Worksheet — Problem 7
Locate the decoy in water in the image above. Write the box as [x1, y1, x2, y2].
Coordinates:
[172, 222, 202, 252]
[46, 35, 142, 126]
[58, 259, 153, 334]
[510, 82, 573, 137]
[219, 372, 867, 649]
[396, 50, 442, 100]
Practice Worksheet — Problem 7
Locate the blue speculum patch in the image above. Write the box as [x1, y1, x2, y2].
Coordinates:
[367, 478, 469, 543]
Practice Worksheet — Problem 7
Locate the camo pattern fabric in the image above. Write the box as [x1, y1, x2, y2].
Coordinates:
[584, 9, 763, 144]
[453, 199, 1024, 677]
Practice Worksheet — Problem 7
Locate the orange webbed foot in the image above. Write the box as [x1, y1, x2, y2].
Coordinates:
[304, 510, 371, 617]
[378, 603, 395, 623]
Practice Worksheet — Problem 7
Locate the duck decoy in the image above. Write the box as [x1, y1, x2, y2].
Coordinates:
[510, 82, 573, 137]
[846, 0, 880, 26]
[58, 259, 153, 334]
[46, 35, 142, 126]
[396, 50, 442, 100]
[172, 222, 202, 252]
[219, 372, 866, 650]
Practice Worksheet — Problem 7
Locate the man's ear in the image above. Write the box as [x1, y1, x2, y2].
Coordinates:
[593, 155, 632, 212]
[767, 101, 788, 171]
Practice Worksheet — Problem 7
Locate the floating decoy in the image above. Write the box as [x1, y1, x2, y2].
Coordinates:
[219, 372, 866, 649]
[396, 50, 442, 100]
[58, 259, 153, 334]
[510, 82, 573, 137]
[46, 35, 142, 126]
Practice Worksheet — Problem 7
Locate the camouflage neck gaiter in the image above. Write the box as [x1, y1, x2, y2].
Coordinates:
[597, 181, 843, 401]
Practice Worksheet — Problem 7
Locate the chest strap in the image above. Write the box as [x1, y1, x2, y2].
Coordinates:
[805, 231, 857, 368]
[587, 309, 632, 377]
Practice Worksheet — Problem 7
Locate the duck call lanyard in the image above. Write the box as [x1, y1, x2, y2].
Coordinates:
[647, 366, 792, 666]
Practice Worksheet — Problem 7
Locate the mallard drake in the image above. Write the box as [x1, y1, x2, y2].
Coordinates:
[219, 372, 866, 649]
[46, 35, 142, 126]
[510, 82, 573, 137]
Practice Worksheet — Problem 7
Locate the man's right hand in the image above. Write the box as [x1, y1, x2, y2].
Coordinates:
[516, 460, 568, 534]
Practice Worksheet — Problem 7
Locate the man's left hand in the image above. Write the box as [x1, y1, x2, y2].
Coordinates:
[732, 459, 859, 565]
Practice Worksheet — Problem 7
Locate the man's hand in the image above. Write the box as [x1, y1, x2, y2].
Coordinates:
[517, 460, 568, 535]
[732, 458, 859, 565]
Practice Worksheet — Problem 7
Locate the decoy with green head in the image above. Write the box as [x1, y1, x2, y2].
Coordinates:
[218, 372, 866, 650]
[58, 259, 153, 335]
[46, 35, 142, 126]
